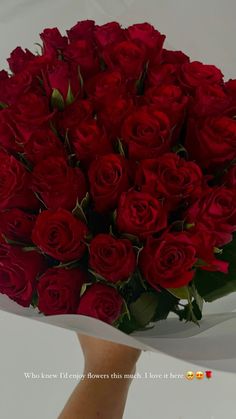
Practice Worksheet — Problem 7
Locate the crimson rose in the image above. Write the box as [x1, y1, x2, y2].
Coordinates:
[32, 208, 88, 262]
[69, 120, 112, 166]
[77, 283, 123, 324]
[94, 22, 125, 49]
[37, 267, 86, 315]
[0, 151, 39, 211]
[89, 234, 136, 283]
[116, 190, 168, 239]
[32, 157, 87, 211]
[88, 154, 131, 213]
[0, 244, 45, 307]
[185, 186, 236, 246]
[103, 40, 146, 79]
[121, 106, 172, 160]
[135, 153, 203, 210]
[185, 116, 236, 171]
[179, 61, 223, 93]
[0, 209, 35, 243]
[139, 232, 197, 289]
[24, 128, 66, 165]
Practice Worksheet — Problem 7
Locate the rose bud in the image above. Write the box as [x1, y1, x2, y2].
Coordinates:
[24, 128, 66, 165]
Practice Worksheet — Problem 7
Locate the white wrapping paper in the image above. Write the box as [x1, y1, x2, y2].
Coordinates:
[1, 0, 236, 373]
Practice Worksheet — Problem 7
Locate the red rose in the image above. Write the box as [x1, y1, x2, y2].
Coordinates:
[69, 119, 113, 167]
[139, 232, 197, 289]
[223, 164, 236, 188]
[186, 187, 236, 246]
[85, 70, 125, 106]
[32, 208, 88, 262]
[37, 267, 86, 315]
[12, 93, 54, 140]
[225, 79, 236, 106]
[103, 40, 146, 79]
[95, 22, 125, 49]
[88, 154, 131, 213]
[145, 84, 188, 128]
[89, 234, 136, 283]
[0, 244, 46, 307]
[0, 70, 33, 106]
[135, 154, 203, 210]
[63, 40, 99, 79]
[24, 128, 66, 165]
[161, 49, 190, 65]
[7, 47, 35, 74]
[116, 190, 168, 239]
[0, 109, 21, 154]
[67, 20, 95, 43]
[189, 84, 232, 118]
[77, 283, 123, 324]
[127, 22, 165, 54]
[40, 27, 68, 54]
[147, 63, 180, 87]
[56, 99, 93, 136]
[0, 151, 39, 211]
[179, 61, 223, 93]
[121, 106, 172, 160]
[187, 223, 229, 273]
[185, 116, 236, 171]
[32, 157, 87, 210]
[0, 209, 35, 243]
[97, 95, 134, 139]
[43, 60, 81, 103]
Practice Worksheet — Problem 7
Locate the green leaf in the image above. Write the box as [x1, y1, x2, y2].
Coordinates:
[116, 138, 125, 157]
[72, 193, 89, 223]
[66, 83, 74, 106]
[120, 233, 141, 247]
[189, 281, 204, 312]
[167, 286, 189, 300]
[80, 282, 93, 297]
[78, 66, 84, 89]
[0, 101, 8, 109]
[88, 269, 107, 282]
[172, 143, 188, 155]
[51, 88, 64, 110]
[129, 292, 159, 327]
[30, 292, 38, 308]
[194, 234, 236, 302]
[54, 260, 81, 269]
[22, 246, 39, 252]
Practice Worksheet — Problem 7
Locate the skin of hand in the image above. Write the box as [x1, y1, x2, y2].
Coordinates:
[58, 334, 141, 419]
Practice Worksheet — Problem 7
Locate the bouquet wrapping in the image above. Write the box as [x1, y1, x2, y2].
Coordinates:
[1, 1, 236, 373]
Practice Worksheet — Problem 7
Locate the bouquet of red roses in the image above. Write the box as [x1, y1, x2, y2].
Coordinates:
[0, 20, 236, 334]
